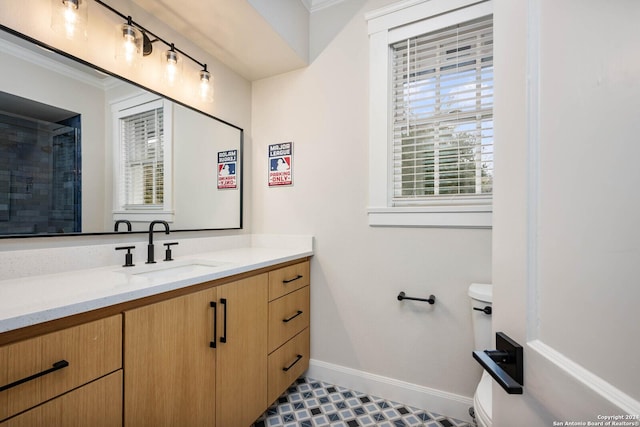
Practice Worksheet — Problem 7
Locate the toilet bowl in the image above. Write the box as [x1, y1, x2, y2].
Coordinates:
[473, 372, 492, 427]
[468, 283, 493, 427]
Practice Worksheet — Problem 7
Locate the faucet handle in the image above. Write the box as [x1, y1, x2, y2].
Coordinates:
[163, 242, 179, 261]
[115, 246, 135, 267]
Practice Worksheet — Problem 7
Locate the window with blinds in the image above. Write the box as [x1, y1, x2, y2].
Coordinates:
[119, 107, 164, 208]
[390, 15, 493, 204]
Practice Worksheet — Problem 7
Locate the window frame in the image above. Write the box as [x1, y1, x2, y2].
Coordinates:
[111, 92, 174, 224]
[367, 0, 493, 228]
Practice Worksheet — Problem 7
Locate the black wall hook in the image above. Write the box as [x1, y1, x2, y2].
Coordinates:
[397, 291, 436, 305]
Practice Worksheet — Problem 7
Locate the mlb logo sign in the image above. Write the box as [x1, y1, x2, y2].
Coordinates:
[268, 143, 293, 186]
[217, 150, 237, 189]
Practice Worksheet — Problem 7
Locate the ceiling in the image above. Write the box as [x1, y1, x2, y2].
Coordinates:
[128, 0, 344, 81]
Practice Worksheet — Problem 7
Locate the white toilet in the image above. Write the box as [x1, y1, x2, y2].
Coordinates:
[468, 283, 493, 427]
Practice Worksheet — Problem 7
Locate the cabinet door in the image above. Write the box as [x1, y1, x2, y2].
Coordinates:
[1, 371, 122, 427]
[216, 274, 268, 427]
[124, 288, 217, 427]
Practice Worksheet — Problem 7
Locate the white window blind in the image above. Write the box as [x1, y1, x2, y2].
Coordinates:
[390, 15, 493, 205]
[119, 107, 164, 208]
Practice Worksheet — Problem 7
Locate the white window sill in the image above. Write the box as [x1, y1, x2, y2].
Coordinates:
[113, 210, 174, 223]
[367, 206, 492, 228]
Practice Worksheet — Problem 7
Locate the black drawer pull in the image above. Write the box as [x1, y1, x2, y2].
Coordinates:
[282, 354, 303, 372]
[209, 301, 217, 348]
[282, 310, 303, 323]
[1, 360, 69, 392]
[283, 275, 303, 284]
[220, 298, 228, 344]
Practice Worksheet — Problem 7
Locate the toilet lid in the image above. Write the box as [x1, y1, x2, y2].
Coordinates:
[474, 372, 493, 426]
[468, 283, 493, 303]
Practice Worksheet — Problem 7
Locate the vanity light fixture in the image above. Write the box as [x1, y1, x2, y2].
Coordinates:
[91, 0, 213, 102]
[51, 0, 88, 41]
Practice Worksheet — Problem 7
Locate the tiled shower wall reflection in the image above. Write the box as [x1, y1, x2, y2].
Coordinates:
[0, 112, 80, 235]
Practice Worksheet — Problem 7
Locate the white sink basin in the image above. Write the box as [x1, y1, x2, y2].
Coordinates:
[132, 263, 220, 280]
[118, 259, 226, 280]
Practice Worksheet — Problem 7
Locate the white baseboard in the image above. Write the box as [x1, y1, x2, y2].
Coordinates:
[305, 359, 474, 423]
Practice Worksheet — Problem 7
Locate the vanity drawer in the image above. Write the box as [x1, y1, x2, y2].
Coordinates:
[268, 261, 310, 301]
[267, 328, 309, 405]
[0, 315, 122, 421]
[0, 370, 122, 427]
[268, 286, 310, 353]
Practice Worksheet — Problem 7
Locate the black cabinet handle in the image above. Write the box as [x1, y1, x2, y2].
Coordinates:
[282, 354, 303, 372]
[474, 306, 492, 315]
[0, 360, 69, 392]
[220, 298, 227, 343]
[283, 275, 303, 284]
[282, 310, 303, 323]
[209, 301, 217, 348]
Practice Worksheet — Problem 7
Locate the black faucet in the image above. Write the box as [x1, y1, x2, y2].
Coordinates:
[114, 219, 132, 232]
[147, 220, 170, 264]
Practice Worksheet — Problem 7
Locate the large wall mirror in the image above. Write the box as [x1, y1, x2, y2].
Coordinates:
[0, 27, 242, 237]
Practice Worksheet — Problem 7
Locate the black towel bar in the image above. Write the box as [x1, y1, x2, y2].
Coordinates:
[397, 291, 436, 305]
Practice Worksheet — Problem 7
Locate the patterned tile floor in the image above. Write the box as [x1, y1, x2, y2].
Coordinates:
[253, 377, 472, 427]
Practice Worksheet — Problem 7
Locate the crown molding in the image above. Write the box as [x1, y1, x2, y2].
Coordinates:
[300, 0, 348, 13]
[0, 35, 114, 90]
[299, 0, 313, 12]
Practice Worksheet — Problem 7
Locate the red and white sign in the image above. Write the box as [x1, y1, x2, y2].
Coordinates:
[268, 142, 293, 187]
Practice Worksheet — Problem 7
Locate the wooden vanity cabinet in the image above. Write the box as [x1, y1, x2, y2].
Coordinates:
[0, 257, 310, 427]
[124, 273, 268, 427]
[267, 261, 311, 405]
[0, 315, 122, 426]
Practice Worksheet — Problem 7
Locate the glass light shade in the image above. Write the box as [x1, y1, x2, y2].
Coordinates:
[51, 0, 87, 41]
[162, 49, 182, 86]
[199, 69, 214, 103]
[115, 23, 143, 67]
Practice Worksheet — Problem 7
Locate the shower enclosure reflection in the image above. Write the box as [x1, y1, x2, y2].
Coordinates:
[0, 93, 81, 235]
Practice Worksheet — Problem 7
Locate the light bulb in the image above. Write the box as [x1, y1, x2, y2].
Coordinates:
[162, 48, 182, 86]
[52, 0, 87, 41]
[117, 23, 142, 66]
[199, 69, 214, 103]
[63, 1, 78, 38]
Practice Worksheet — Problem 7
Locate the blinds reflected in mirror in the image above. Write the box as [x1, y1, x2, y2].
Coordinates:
[119, 103, 164, 208]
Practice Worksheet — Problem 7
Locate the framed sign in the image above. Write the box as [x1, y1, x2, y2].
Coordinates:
[217, 149, 237, 189]
[268, 142, 293, 187]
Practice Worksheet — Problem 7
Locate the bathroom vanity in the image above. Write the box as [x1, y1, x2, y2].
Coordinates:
[0, 240, 312, 427]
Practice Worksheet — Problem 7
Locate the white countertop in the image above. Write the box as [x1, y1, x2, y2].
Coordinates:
[0, 240, 313, 334]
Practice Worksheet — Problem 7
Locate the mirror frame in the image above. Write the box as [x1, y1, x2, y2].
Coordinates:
[0, 25, 243, 239]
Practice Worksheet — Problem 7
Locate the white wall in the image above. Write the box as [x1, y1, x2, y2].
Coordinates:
[251, 0, 492, 417]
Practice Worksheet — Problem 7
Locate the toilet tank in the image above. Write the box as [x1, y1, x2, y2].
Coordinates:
[468, 283, 493, 351]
